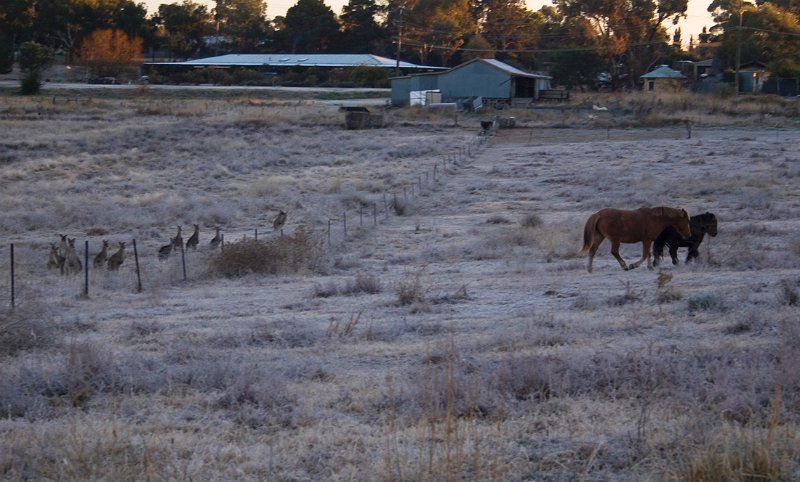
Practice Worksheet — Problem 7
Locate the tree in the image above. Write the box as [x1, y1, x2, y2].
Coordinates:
[714, 2, 800, 71]
[78, 28, 143, 79]
[276, 0, 341, 53]
[18, 41, 55, 94]
[156, 1, 214, 59]
[214, 0, 270, 51]
[0, 0, 35, 65]
[554, 0, 687, 88]
[478, 0, 540, 64]
[537, 6, 606, 89]
[403, 0, 476, 66]
[339, 0, 389, 53]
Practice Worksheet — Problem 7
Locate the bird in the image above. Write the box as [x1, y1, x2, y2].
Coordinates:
[273, 210, 287, 231]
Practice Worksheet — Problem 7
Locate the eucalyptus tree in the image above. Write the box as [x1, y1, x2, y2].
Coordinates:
[402, 0, 477, 66]
[214, 0, 270, 51]
[276, 0, 341, 53]
[339, 0, 390, 54]
[155, 1, 215, 58]
[476, 0, 541, 65]
[554, 0, 688, 88]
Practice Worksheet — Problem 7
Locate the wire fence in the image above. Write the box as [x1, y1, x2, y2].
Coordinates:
[2, 136, 486, 310]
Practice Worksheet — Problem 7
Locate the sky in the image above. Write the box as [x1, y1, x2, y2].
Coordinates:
[143, 0, 716, 42]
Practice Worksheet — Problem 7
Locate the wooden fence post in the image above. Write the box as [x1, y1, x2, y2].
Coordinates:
[133, 239, 142, 292]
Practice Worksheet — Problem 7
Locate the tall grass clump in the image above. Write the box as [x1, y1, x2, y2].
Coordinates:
[667, 387, 800, 482]
[210, 227, 324, 277]
[0, 304, 54, 356]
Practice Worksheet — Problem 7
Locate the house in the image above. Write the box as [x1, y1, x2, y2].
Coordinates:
[677, 59, 714, 81]
[390, 58, 554, 108]
[641, 65, 686, 93]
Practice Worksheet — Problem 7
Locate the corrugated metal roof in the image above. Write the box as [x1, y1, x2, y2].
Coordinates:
[164, 54, 435, 69]
[641, 65, 685, 79]
[450, 58, 551, 79]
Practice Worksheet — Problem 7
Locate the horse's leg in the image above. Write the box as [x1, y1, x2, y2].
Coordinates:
[644, 241, 654, 270]
[669, 242, 679, 265]
[587, 236, 605, 273]
[610, 239, 629, 270]
[628, 241, 652, 270]
[686, 245, 699, 263]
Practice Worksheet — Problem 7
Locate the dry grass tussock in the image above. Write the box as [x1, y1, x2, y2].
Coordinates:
[0, 303, 54, 356]
[209, 227, 324, 277]
[1, 91, 800, 480]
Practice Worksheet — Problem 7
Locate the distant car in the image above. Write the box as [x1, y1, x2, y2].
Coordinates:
[88, 77, 116, 85]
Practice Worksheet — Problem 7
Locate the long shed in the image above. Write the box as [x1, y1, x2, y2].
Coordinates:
[391, 58, 552, 108]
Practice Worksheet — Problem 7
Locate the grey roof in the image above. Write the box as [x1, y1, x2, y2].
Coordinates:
[450, 58, 551, 79]
[159, 54, 435, 69]
[391, 58, 551, 81]
[641, 65, 685, 79]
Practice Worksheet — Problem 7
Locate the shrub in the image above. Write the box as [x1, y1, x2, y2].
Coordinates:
[0, 304, 55, 356]
[520, 214, 543, 229]
[777, 279, 798, 306]
[687, 293, 727, 313]
[210, 227, 323, 277]
[397, 270, 425, 305]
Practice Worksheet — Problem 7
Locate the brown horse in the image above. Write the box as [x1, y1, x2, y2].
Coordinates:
[577, 206, 691, 273]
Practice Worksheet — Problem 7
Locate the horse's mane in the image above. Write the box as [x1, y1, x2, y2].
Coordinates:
[693, 212, 717, 224]
[647, 206, 687, 219]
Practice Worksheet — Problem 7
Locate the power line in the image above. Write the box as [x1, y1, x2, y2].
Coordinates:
[400, 38, 666, 53]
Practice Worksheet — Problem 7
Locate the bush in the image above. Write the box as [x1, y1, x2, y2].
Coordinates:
[397, 270, 425, 305]
[20, 74, 42, 95]
[210, 227, 323, 277]
[0, 304, 54, 356]
[688, 293, 727, 313]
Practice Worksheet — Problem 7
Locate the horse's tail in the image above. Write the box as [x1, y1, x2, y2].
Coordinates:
[577, 213, 599, 257]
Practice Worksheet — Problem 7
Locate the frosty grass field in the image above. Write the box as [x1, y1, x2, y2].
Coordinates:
[1, 89, 799, 480]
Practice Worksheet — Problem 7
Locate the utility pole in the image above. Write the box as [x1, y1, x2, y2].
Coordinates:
[734, 6, 743, 94]
[395, 5, 405, 77]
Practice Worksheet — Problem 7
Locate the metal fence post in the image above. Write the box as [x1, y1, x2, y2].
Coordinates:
[10, 243, 15, 309]
[133, 239, 142, 292]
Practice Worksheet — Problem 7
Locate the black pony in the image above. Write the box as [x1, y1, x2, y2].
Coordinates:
[653, 212, 718, 266]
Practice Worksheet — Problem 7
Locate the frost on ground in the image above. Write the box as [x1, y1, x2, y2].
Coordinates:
[1, 97, 800, 481]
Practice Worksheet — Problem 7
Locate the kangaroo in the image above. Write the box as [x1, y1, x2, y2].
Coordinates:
[171, 226, 183, 251]
[209, 227, 223, 249]
[273, 210, 287, 230]
[107, 242, 126, 271]
[185, 224, 199, 250]
[158, 242, 172, 260]
[47, 243, 65, 271]
[93, 240, 109, 268]
[62, 237, 82, 275]
[57, 234, 69, 259]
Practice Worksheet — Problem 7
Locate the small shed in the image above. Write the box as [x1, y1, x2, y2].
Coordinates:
[391, 58, 552, 108]
[641, 65, 685, 93]
[737, 61, 768, 93]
